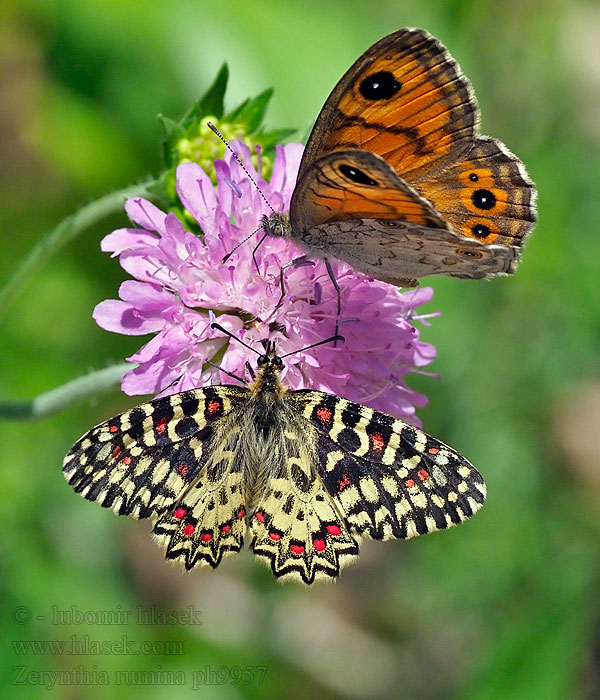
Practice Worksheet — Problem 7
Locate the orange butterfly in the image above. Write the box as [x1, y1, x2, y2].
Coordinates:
[264, 28, 537, 287]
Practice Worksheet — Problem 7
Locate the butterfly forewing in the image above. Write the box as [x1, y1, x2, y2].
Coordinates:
[300, 28, 477, 182]
[289, 149, 448, 234]
[248, 421, 359, 584]
[63, 386, 244, 519]
[292, 391, 486, 540]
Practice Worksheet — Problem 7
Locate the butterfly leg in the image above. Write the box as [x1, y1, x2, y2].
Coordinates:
[251, 233, 268, 278]
[265, 256, 315, 324]
[324, 258, 341, 345]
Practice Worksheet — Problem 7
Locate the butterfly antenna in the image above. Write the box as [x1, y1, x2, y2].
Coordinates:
[204, 358, 248, 384]
[221, 224, 262, 264]
[208, 121, 274, 266]
[280, 335, 346, 359]
[207, 122, 274, 214]
[211, 322, 261, 355]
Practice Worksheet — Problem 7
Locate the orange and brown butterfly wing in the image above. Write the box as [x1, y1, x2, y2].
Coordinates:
[290, 148, 447, 233]
[287, 149, 516, 284]
[276, 27, 536, 281]
[416, 136, 537, 250]
[298, 27, 478, 183]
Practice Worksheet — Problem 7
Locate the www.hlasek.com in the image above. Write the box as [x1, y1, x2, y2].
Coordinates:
[12, 635, 184, 657]
[12, 665, 268, 690]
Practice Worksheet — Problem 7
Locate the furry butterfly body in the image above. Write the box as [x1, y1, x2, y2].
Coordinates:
[64, 342, 486, 584]
[264, 28, 536, 287]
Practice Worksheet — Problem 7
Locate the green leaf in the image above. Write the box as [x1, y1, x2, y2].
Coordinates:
[181, 63, 229, 130]
[256, 127, 296, 149]
[157, 114, 185, 167]
[225, 88, 274, 132]
[225, 97, 250, 123]
[199, 63, 229, 119]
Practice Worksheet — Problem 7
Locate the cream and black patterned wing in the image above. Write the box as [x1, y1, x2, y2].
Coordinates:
[152, 400, 250, 570]
[249, 415, 359, 584]
[293, 391, 486, 541]
[63, 385, 248, 568]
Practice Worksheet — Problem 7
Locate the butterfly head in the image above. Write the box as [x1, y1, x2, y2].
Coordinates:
[262, 211, 291, 239]
[252, 343, 286, 397]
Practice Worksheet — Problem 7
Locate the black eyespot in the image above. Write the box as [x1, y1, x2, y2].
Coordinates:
[359, 71, 401, 100]
[469, 172, 478, 182]
[471, 223, 491, 239]
[457, 249, 483, 258]
[257, 355, 268, 366]
[471, 189, 496, 210]
[339, 164, 377, 186]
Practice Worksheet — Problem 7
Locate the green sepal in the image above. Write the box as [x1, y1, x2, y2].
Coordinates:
[198, 63, 229, 120]
[224, 88, 273, 132]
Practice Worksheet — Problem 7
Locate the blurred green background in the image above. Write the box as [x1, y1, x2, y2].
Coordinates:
[2, 1, 599, 698]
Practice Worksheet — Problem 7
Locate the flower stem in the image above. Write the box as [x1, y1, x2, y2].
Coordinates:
[0, 178, 157, 319]
[0, 363, 135, 421]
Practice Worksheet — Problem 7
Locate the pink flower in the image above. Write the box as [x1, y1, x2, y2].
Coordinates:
[94, 140, 438, 424]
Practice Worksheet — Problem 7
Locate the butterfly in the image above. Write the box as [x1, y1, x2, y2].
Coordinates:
[263, 27, 537, 288]
[63, 331, 486, 584]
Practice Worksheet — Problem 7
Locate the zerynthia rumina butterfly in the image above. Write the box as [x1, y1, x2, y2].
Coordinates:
[64, 329, 486, 584]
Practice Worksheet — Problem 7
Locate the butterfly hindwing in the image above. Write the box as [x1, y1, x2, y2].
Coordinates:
[301, 215, 516, 285]
[293, 391, 486, 540]
[418, 136, 537, 250]
[248, 422, 359, 584]
[152, 416, 247, 570]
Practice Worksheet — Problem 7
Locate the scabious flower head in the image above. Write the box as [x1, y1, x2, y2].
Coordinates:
[94, 139, 438, 425]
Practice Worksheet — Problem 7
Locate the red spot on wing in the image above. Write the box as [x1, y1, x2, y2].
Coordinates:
[313, 539, 326, 551]
[418, 469, 429, 481]
[371, 433, 385, 452]
[428, 448, 439, 454]
[122, 456, 131, 465]
[237, 509, 246, 519]
[316, 406, 332, 423]
[255, 512, 265, 523]
[338, 474, 351, 491]
[405, 479, 415, 488]
[290, 544, 305, 555]
[269, 532, 281, 541]
[177, 464, 189, 478]
[109, 425, 118, 433]
[183, 524, 195, 536]
[173, 508, 187, 520]
[200, 533, 212, 542]
[221, 524, 231, 533]
[338, 474, 352, 491]
[327, 525, 341, 536]
[207, 399, 222, 417]
[111, 446, 121, 459]
[155, 417, 168, 435]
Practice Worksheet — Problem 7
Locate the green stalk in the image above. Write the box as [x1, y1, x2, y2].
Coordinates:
[0, 363, 135, 421]
[0, 178, 157, 318]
